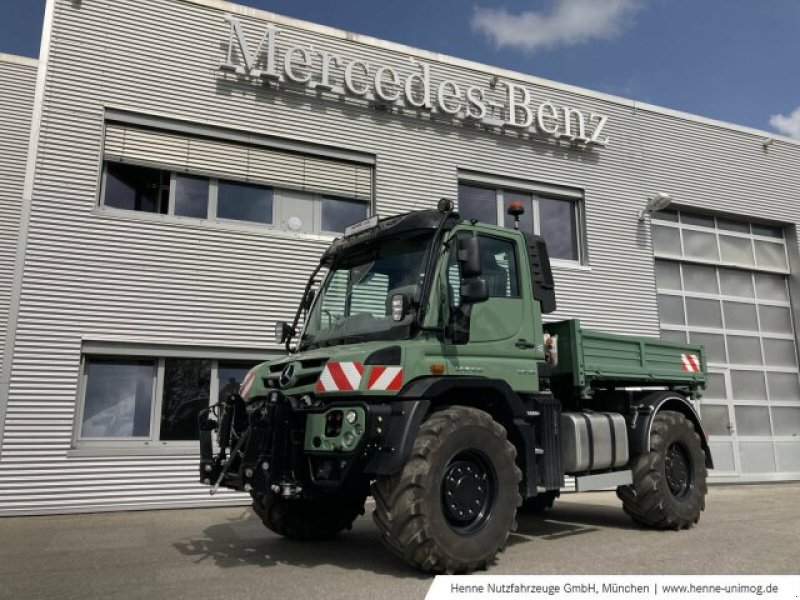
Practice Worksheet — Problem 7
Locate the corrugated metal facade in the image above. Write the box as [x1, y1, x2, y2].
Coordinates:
[1, 0, 799, 515]
[0, 56, 37, 393]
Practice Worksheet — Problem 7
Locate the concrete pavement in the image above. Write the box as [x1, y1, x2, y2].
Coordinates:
[1, 483, 798, 600]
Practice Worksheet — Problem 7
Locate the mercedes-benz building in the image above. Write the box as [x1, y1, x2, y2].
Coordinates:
[1, 0, 799, 515]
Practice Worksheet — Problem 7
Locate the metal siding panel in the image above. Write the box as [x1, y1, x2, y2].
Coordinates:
[0, 58, 36, 401]
[3, 0, 800, 514]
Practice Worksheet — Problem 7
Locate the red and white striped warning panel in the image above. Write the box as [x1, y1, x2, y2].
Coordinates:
[239, 368, 257, 399]
[367, 366, 404, 391]
[681, 353, 701, 372]
[316, 361, 364, 392]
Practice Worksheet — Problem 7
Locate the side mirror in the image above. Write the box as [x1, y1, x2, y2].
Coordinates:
[460, 278, 489, 304]
[457, 236, 482, 278]
[274, 321, 295, 344]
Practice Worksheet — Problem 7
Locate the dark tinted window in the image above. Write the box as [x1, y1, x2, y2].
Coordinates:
[160, 358, 211, 441]
[458, 184, 497, 225]
[81, 358, 155, 438]
[217, 180, 273, 223]
[174, 175, 209, 218]
[321, 197, 368, 233]
[104, 162, 169, 214]
[539, 197, 578, 261]
[218, 361, 257, 400]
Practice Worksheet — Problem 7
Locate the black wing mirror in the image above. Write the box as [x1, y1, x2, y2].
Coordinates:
[457, 235, 482, 278]
[460, 278, 488, 304]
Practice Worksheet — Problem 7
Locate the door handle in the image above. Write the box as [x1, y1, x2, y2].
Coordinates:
[515, 339, 536, 349]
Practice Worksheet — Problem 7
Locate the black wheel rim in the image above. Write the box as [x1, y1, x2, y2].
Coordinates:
[441, 450, 496, 535]
[664, 441, 694, 499]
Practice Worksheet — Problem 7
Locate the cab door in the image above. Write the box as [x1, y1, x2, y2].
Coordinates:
[443, 230, 541, 392]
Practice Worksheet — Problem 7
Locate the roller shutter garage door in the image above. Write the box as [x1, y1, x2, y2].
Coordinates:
[652, 210, 800, 481]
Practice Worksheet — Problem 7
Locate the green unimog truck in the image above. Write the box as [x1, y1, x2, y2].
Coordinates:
[198, 199, 710, 573]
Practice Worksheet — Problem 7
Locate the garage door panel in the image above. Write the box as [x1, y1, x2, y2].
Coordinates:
[652, 210, 798, 480]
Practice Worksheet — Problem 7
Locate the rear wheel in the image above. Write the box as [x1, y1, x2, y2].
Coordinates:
[372, 406, 521, 573]
[251, 484, 367, 541]
[617, 409, 707, 529]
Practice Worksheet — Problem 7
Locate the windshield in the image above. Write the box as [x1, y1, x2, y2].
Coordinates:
[300, 232, 433, 349]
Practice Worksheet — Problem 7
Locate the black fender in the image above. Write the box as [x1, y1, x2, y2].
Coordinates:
[629, 390, 714, 469]
[365, 376, 539, 498]
[363, 399, 430, 475]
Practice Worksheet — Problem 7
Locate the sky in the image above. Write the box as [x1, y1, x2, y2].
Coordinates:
[1, 0, 799, 139]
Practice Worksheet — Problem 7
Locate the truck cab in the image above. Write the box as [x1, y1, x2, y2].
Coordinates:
[199, 200, 711, 573]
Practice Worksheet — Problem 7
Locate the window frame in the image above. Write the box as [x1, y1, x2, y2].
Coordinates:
[71, 345, 274, 454]
[457, 176, 585, 266]
[99, 161, 371, 236]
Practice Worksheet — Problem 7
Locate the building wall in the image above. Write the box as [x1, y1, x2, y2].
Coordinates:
[0, 55, 37, 393]
[1, 0, 799, 514]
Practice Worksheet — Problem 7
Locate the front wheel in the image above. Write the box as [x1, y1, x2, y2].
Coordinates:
[617, 409, 707, 529]
[372, 406, 522, 573]
[251, 484, 368, 541]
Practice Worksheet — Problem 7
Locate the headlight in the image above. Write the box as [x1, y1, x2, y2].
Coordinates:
[345, 409, 358, 425]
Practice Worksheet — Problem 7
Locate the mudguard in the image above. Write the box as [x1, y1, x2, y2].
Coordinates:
[364, 399, 429, 475]
[629, 390, 714, 469]
[366, 376, 539, 498]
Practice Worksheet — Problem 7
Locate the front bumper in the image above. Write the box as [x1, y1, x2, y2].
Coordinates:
[198, 390, 394, 498]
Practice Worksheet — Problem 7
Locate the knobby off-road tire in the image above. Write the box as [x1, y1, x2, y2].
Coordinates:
[251, 485, 368, 541]
[372, 406, 522, 573]
[520, 490, 559, 514]
[617, 409, 707, 530]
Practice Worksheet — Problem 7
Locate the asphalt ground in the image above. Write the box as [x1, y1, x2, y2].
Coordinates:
[1, 483, 798, 600]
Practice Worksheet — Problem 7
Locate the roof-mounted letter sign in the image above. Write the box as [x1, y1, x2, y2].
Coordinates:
[220, 17, 610, 148]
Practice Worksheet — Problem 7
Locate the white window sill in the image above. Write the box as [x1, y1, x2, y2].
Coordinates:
[93, 206, 342, 243]
[551, 260, 591, 272]
[68, 443, 198, 458]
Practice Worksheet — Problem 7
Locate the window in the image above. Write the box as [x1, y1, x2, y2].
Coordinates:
[101, 162, 368, 234]
[219, 361, 256, 398]
[217, 179, 273, 224]
[446, 233, 520, 307]
[481, 236, 520, 298]
[459, 185, 497, 226]
[76, 354, 262, 446]
[457, 183, 581, 262]
[81, 358, 155, 438]
[174, 175, 209, 219]
[159, 358, 212, 441]
[322, 197, 369, 234]
[104, 163, 169, 214]
[100, 121, 373, 234]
